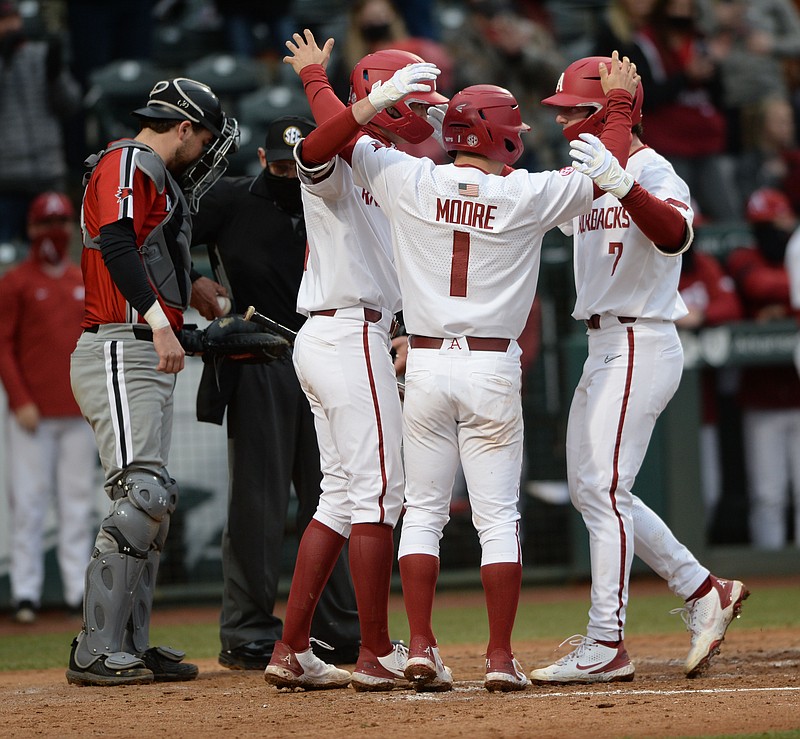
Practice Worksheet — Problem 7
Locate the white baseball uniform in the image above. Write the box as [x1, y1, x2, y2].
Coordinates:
[349, 133, 594, 565]
[294, 153, 404, 534]
[564, 145, 710, 642]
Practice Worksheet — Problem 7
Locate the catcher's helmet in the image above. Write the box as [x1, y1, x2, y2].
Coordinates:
[349, 49, 448, 144]
[441, 84, 530, 166]
[133, 77, 240, 213]
[745, 187, 794, 223]
[132, 77, 226, 138]
[541, 56, 644, 141]
[27, 191, 74, 224]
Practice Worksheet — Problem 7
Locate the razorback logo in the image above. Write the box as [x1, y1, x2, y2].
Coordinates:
[115, 186, 133, 202]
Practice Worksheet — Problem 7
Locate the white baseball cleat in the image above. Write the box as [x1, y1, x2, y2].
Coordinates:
[484, 648, 530, 692]
[264, 640, 351, 690]
[529, 635, 635, 684]
[674, 576, 749, 678]
[350, 642, 409, 691]
[404, 636, 453, 692]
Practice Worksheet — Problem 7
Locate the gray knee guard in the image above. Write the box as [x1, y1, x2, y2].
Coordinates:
[80, 471, 174, 662]
[123, 477, 178, 654]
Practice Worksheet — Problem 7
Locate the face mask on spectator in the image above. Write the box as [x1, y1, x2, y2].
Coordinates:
[359, 22, 392, 43]
[30, 226, 70, 265]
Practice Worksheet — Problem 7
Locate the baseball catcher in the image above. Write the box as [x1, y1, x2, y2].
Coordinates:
[179, 314, 291, 363]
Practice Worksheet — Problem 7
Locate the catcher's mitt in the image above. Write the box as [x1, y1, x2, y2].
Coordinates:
[179, 315, 290, 363]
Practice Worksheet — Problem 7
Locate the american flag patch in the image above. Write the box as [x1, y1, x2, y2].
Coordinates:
[458, 182, 479, 197]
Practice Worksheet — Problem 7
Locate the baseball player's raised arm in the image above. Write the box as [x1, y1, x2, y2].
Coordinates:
[597, 51, 639, 168]
[299, 61, 441, 166]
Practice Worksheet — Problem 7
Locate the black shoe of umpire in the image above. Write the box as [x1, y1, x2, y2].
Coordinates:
[218, 640, 275, 670]
[140, 646, 199, 682]
[65, 637, 154, 686]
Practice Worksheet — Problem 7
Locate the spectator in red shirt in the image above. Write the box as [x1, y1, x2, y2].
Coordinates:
[727, 187, 800, 548]
[0, 192, 98, 624]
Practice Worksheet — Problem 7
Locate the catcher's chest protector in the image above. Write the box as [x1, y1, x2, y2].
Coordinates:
[82, 140, 193, 310]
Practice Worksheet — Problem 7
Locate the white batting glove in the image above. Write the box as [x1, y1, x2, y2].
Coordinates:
[569, 132, 634, 198]
[427, 103, 447, 146]
[367, 62, 441, 112]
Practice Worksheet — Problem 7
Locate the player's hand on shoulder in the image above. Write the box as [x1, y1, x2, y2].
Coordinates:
[284, 28, 335, 74]
[153, 327, 186, 374]
[600, 49, 640, 99]
[570, 133, 634, 198]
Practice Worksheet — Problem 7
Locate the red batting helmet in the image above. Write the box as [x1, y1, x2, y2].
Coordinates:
[541, 56, 644, 142]
[745, 187, 794, 223]
[441, 84, 530, 165]
[27, 191, 75, 224]
[349, 49, 449, 145]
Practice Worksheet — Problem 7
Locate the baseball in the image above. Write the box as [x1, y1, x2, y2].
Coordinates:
[216, 295, 232, 314]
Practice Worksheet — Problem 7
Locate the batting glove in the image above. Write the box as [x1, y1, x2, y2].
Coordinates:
[569, 132, 634, 198]
[367, 62, 441, 112]
[427, 103, 447, 146]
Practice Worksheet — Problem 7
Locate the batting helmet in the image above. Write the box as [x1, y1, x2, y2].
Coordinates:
[27, 191, 74, 224]
[441, 84, 530, 166]
[745, 187, 794, 223]
[349, 49, 448, 144]
[541, 56, 644, 142]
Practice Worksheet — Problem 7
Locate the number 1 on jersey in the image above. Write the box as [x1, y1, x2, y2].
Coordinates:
[608, 241, 623, 276]
[451, 230, 470, 297]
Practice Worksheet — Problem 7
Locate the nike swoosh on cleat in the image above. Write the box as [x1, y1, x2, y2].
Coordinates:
[604, 355, 622, 364]
[575, 662, 607, 671]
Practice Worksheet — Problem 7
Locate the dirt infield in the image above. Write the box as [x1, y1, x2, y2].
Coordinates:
[2, 582, 799, 738]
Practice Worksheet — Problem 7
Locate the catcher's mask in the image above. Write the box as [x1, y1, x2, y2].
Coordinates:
[441, 84, 530, 166]
[541, 56, 644, 143]
[349, 49, 448, 145]
[132, 77, 240, 212]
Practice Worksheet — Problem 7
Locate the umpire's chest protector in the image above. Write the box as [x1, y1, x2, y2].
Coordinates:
[82, 139, 193, 310]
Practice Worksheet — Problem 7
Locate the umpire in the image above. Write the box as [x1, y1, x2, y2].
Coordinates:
[191, 116, 361, 669]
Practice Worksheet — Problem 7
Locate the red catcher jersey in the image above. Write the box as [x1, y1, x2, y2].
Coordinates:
[80, 144, 184, 329]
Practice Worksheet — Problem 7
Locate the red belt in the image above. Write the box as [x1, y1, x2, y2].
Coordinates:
[585, 314, 637, 330]
[409, 335, 511, 352]
[311, 307, 399, 337]
[311, 307, 383, 323]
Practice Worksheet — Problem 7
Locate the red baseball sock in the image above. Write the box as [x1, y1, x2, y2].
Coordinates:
[399, 553, 439, 645]
[282, 519, 347, 652]
[349, 522, 394, 657]
[687, 575, 713, 602]
[481, 562, 522, 656]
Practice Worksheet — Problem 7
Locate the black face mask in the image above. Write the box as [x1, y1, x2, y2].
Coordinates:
[0, 29, 25, 63]
[755, 223, 791, 265]
[262, 170, 303, 216]
[360, 22, 392, 43]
